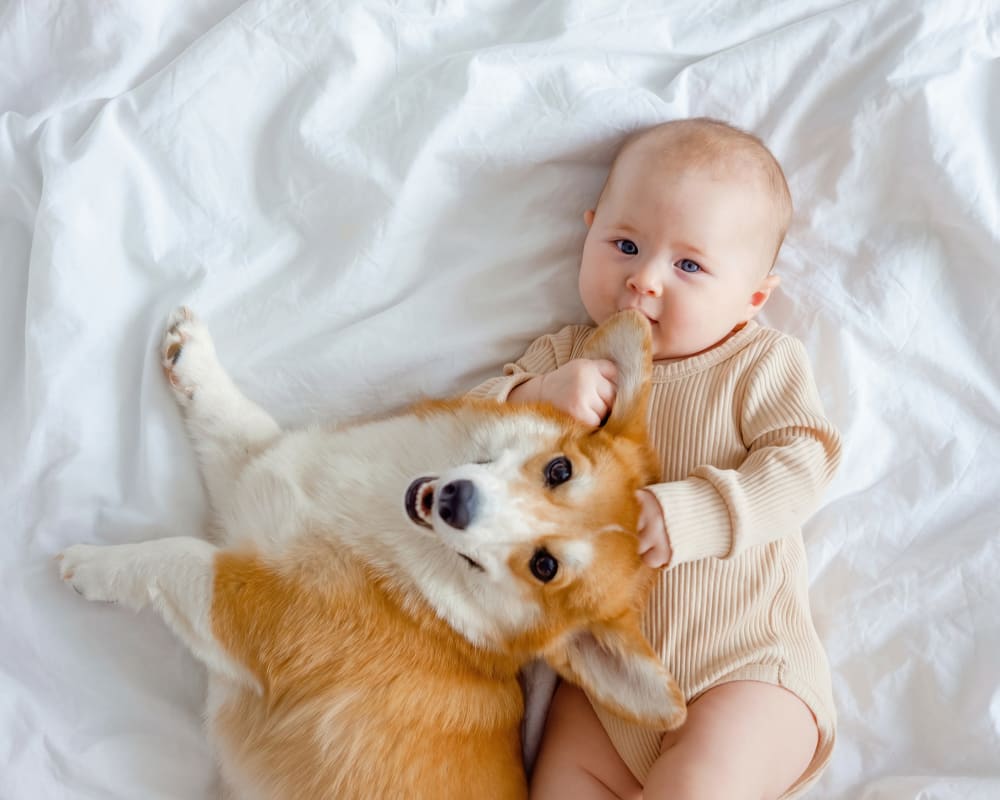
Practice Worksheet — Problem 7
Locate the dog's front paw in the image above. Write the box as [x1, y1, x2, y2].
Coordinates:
[58, 544, 148, 609]
[161, 306, 216, 404]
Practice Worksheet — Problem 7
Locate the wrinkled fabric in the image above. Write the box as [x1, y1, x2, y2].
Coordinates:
[1, 1, 998, 798]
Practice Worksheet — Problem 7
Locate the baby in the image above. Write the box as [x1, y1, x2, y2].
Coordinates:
[469, 118, 841, 799]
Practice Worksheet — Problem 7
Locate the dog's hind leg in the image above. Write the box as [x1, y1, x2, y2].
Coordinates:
[58, 538, 256, 688]
[161, 307, 281, 514]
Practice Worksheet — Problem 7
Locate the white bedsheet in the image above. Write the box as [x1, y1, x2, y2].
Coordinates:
[2, 1, 998, 797]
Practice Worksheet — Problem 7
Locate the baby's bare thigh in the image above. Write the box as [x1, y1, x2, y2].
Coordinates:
[647, 680, 819, 800]
[530, 681, 641, 800]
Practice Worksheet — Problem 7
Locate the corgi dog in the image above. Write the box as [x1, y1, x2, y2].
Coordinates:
[58, 308, 685, 799]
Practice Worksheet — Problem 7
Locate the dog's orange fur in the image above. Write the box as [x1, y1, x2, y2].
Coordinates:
[201, 311, 682, 799]
[211, 545, 527, 798]
[208, 432, 664, 796]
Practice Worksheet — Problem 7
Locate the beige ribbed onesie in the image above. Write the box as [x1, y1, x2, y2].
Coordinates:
[469, 319, 841, 799]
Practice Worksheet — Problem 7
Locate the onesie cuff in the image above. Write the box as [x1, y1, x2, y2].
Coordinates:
[465, 372, 538, 402]
[647, 478, 733, 566]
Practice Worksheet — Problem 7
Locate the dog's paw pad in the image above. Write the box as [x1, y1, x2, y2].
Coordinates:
[58, 545, 118, 604]
[161, 307, 213, 401]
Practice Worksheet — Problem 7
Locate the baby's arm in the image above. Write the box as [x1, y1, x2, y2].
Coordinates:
[510, 359, 618, 427]
[467, 328, 568, 400]
[647, 336, 841, 568]
[636, 489, 672, 567]
[468, 325, 617, 427]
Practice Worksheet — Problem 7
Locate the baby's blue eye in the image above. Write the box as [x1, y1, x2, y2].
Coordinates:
[677, 259, 701, 273]
[616, 239, 638, 256]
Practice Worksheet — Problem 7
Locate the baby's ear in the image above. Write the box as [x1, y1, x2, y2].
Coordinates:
[584, 209, 596, 227]
[748, 273, 780, 315]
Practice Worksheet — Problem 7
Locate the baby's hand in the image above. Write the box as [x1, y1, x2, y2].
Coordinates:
[636, 490, 672, 568]
[533, 358, 618, 427]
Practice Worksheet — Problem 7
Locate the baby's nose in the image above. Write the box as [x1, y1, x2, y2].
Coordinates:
[626, 274, 662, 297]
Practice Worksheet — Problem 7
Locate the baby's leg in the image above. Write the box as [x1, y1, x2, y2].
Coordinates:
[645, 680, 818, 800]
[530, 681, 641, 800]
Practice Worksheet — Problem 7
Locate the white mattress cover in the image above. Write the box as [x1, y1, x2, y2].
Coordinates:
[1, 2, 998, 797]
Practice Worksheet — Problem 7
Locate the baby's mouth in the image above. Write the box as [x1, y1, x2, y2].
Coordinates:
[621, 305, 658, 324]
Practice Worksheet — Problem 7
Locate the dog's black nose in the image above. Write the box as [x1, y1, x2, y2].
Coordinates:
[437, 480, 478, 530]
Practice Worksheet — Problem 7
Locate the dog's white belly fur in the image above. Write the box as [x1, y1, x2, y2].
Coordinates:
[223, 415, 466, 546]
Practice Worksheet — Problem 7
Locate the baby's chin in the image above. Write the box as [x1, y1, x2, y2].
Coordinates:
[604, 306, 658, 326]
[654, 329, 742, 361]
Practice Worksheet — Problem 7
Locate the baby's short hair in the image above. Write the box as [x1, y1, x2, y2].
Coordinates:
[604, 117, 793, 266]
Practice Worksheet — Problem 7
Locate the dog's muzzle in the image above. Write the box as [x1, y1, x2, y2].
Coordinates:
[437, 479, 478, 530]
[405, 477, 436, 529]
[405, 477, 479, 531]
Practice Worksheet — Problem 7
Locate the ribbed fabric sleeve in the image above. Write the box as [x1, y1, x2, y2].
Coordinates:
[465, 325, 591, 401]
[649, 336, 842, 566]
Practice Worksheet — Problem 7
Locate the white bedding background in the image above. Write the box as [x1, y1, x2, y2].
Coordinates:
[2, 1, 998, 797]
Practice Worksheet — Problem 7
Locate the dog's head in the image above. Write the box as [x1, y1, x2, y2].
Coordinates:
[402, 311, 684, 730]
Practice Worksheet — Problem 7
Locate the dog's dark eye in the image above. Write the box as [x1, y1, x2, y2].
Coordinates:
[530, 549, 559, 583]
[544, 456, 572, 487]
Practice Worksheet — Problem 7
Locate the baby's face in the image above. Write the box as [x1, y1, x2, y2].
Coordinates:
[578, 156, 779, 360]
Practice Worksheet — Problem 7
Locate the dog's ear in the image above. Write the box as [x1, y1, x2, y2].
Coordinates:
[579, 310, 652, 441]
[543, 616, 686, 730]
